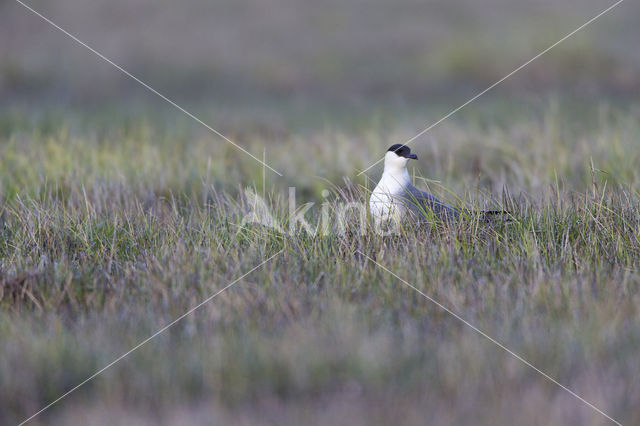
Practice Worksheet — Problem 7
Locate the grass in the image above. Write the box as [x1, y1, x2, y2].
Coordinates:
[1, 97, 639, 425]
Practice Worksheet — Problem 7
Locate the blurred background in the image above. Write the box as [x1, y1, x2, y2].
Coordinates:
[2, 0, 639, 105]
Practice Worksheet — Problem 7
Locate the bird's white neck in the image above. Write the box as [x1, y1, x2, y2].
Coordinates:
[374, 165, 411, 195]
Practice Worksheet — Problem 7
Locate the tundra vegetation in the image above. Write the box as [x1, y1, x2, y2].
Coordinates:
[1, 98, 639, 425]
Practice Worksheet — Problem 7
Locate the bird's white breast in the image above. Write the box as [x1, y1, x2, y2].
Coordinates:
[369, 170, 411, 226]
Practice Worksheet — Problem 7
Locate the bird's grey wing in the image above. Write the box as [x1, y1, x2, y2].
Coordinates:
[402, 185, 460, 220]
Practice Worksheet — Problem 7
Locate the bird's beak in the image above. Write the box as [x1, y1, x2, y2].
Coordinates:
[409, 154, 418, 160]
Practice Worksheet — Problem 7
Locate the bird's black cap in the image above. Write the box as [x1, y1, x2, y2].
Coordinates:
[387, 144, 417, 159]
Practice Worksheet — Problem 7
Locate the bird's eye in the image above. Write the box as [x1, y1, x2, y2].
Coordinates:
[387, 144, 411, 158]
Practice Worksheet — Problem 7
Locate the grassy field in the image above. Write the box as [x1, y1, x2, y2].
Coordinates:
[0, 97, 639, 425]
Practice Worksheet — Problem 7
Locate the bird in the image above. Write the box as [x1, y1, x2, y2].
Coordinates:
[369, 144, 505, 227]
